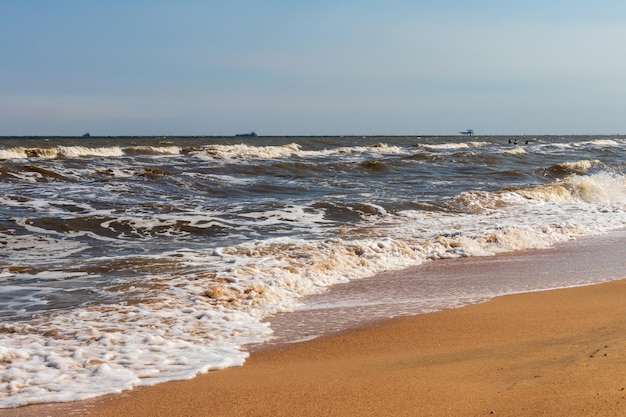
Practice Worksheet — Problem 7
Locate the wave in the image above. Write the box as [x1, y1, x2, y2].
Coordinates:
[124, 146, 181, 155]
[0, 145, 181, 160]
[449, 172, 626, 213]
[0, 165, 72, 183]
[196, 143, 303, 160]
[418, 142, 470, 150]
[542, 159, 601, 177]
[0, 146, 125, 159]
[57, 146, 125, 158]
[0, 147, 59, 159]
[585, 139, 622, 147]
[193, 142, 407, 161]
[510, 173, 625, 205]
[358, 159, 391, 171]
[497, 146, 526, 155]
[566, 172, 626, 203]
[3, 164, 175, 182]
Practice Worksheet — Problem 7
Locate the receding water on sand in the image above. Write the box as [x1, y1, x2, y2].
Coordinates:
[262, 230, 626, 348]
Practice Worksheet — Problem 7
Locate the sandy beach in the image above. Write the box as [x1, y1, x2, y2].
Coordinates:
[9, 276, 625, 417]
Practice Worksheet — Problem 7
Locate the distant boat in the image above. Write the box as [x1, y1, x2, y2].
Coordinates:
[82, 132, 91, 138]
[235, 131, 257, 137]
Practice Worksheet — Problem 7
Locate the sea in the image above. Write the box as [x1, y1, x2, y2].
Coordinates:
[0, 134, 625, 408]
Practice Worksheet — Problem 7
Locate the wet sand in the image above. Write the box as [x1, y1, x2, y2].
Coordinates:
[8, 276, 626, 417]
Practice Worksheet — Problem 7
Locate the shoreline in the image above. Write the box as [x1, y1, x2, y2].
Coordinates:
[3, 230, 626, 416]
[261, 230, 626, 349]
[5, 276, 626, 417]
[92, 278, 626, 417]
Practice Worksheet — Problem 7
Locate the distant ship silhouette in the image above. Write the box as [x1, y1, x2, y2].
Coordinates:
[235, 131, 257, 137]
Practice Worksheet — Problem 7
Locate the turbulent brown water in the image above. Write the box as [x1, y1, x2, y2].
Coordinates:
[1, 135, 625, 407]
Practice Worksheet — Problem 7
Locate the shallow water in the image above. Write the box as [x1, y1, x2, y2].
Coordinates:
[263, 230, 626, 347]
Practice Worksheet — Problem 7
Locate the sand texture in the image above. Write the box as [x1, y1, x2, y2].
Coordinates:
[5, 278, 626, 417]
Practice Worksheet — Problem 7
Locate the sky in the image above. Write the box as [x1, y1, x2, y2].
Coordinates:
[2, 1, 626, 136]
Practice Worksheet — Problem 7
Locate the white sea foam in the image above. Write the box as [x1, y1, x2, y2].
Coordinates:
[197, 143, 303, 160]
[568, 172, 626, 203]
[515, 172, 626, 204]
[0, 145, 187, 161]
[192, 142, 408, 161]
[586, 139, 621, 147]
[0, 148, 28, 159]
[57, 146, 125, 158]
[469, 141, 490, 147]
[1, 233, 88, 264]
[419, 143, 470, 150]
[0, 146, 128, 160]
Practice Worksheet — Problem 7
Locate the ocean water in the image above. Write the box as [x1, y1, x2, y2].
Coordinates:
[0, 135, 625, 407]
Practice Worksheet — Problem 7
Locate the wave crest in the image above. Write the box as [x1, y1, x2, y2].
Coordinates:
[518, 172, 626, 204]
[543, 159, 600, 176]
[447, 172, 626, 213]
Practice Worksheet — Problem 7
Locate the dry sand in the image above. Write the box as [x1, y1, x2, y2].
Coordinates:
[10, 277, 625, 417]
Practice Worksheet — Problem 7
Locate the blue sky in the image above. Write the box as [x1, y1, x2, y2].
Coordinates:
[2, 1, 626, 136]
